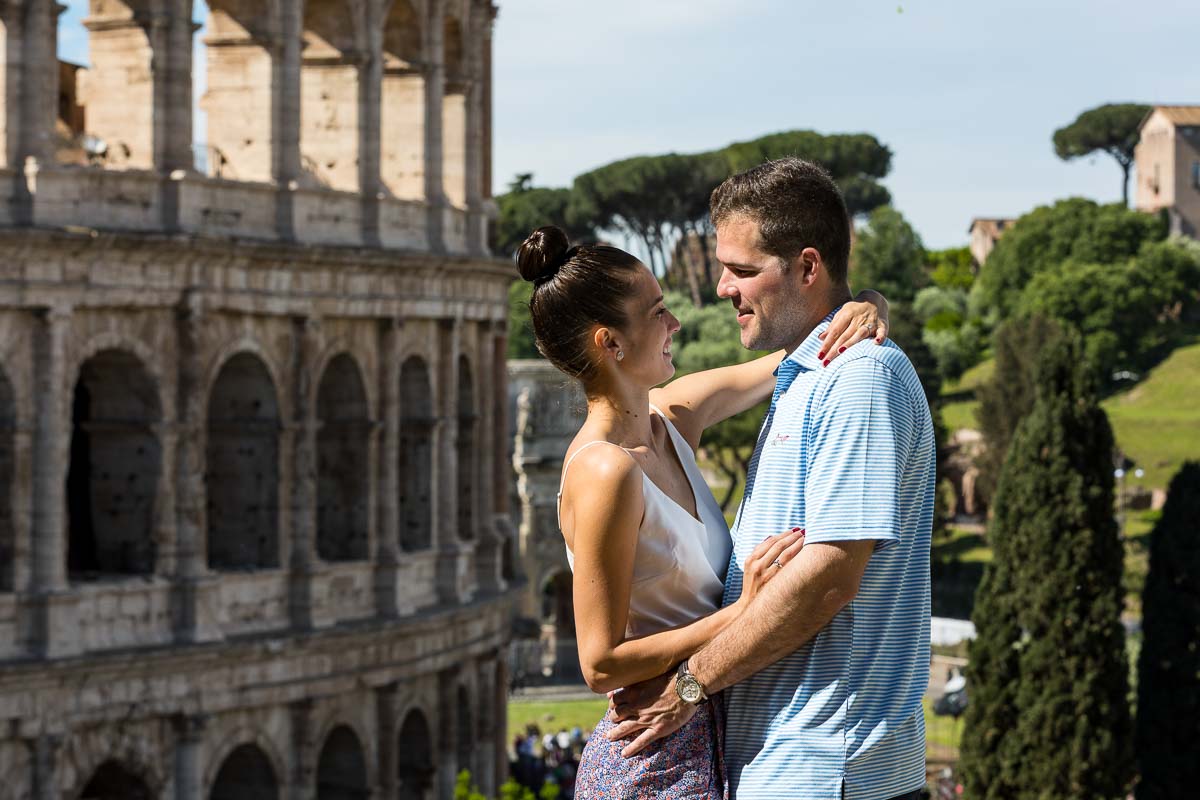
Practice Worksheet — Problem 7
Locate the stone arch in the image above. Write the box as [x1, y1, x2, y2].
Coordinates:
[78, 758, 153, 800]
[66, 348, 162, 581]
[399, 355, 433, 552]
[0, 366, 14, 592]
[316, 353, 370, 562]
[206, 351, 281, 570]
[456, 355, 475, 540]
[205, 725, 289, 794]
[315, 724, 369, 800]
[300, 0, 366, 191]
[202, 0, 284, 182]
[209, 743, 280, 800]
[380, 0, 426, 199]
[397, 707, 434, 800]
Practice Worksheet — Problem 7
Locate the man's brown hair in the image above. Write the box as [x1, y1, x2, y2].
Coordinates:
[709, 157, 852, 285]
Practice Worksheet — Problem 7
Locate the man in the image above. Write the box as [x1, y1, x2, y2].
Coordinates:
[608, 158, 934, 800]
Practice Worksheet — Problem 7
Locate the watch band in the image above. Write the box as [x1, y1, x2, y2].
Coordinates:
[675, 660, 709, 705]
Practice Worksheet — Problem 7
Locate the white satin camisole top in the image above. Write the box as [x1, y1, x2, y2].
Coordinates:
[557, 407, 732, 638]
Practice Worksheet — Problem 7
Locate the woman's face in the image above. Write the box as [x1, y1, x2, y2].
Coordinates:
[615, 265, 681, 387]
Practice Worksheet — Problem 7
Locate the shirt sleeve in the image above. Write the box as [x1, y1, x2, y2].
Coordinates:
[802, 356, 916, 550]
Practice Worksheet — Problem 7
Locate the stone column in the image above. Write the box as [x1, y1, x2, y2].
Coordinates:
[171, 293, 222, 644]
[172, 713, 209, 800]
[288, 315, 321, 629]
[374, 318, 403, 617]
[158, 0, 198, 230]
[289, 699, 317, 800]
[2, 0, 60, 223]
[153, 422, 179, 578]
[359, 0, 384, 247]
[275, 0, 303, 240]
[423, 0, 446, 252]
[436, 668, 458, 800]
[27, 305, 73, 657]
[463, 9, 486, 255]
[30, 733, 62, 800]
[475, 655, 497, 797]
[375, 683, 399, 799]
[434, 318, 463, 604]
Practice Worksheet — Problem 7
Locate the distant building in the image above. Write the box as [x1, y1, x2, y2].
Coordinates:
[967, 217, 1015, 267]
[1135, 105, 1200, 238]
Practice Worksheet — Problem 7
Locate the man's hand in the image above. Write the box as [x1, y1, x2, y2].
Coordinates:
[605, 669, 696, 757]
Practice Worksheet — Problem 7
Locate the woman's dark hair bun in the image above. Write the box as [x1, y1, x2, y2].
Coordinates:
[517, 225, 572, 283]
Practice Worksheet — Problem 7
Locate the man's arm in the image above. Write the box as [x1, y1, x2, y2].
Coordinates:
[608, 539, 874, 756]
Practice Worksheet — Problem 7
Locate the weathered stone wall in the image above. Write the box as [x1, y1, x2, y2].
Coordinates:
[0, 2, 512, 795]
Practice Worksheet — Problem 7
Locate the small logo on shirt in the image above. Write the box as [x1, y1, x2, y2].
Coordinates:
[772, 433, 791, 445]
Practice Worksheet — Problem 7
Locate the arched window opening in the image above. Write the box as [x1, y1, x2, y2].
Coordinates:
[316, 353, 370, 562]
[210, 743, 279, 800]
[79, 759, 152, 800]
[206, 352, 281, 570]
[66, 349, 162, 581]
[399, 357, 433, 552]
[316, 725, 369, 800]
[397, 710, 434, 800]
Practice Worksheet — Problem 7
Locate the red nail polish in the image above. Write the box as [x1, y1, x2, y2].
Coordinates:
[791, 527, 801, 532]
[817, 351, 825, 359]
[822, 359, 830, 367]
[838, 346, 846, 353]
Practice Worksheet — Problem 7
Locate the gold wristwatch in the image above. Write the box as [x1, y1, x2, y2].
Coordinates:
[674, 660, 709, 705]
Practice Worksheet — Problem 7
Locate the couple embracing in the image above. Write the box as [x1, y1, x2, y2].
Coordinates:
[519, 158, 934, 800]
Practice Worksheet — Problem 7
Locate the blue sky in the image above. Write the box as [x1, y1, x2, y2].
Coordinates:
[59, 1, 1199, 248]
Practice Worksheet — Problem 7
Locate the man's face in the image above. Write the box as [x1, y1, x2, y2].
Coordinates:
[715, 215, 810, 352]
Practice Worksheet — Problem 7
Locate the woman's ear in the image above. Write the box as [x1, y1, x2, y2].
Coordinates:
[592, 326, 623, 363]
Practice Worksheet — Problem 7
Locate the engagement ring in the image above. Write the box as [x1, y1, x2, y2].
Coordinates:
[771, 559, 783, 569]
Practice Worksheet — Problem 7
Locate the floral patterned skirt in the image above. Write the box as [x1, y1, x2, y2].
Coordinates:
[574, 696, 728, 799]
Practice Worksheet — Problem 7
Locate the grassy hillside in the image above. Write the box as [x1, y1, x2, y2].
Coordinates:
[1102, 341, 1200, 490]
[940, 342, 1200, 492]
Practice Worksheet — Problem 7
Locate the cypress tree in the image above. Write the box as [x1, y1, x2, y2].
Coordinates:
[961, 334, 1133, 798]
[1135, 462, 1200, 798]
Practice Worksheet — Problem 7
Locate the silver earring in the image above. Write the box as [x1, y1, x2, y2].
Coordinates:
[616, 351, 624, 361]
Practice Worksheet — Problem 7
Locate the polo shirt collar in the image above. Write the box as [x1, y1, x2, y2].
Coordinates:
[783, 307, 842, 372]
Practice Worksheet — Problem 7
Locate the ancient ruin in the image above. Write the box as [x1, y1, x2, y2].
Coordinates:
[0, 1, 514, 798]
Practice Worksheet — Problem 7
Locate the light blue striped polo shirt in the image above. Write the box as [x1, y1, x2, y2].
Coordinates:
[722, 309, 934, 800]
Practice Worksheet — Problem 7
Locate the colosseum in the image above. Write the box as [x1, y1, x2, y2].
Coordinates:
[0, 1, 515, 798]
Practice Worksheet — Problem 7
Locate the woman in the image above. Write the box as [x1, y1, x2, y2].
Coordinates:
[517, 226, 888, 798]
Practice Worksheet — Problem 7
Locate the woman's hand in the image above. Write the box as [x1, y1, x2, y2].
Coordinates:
[819, 289, 890, 366]
[736, 527, 805, 606]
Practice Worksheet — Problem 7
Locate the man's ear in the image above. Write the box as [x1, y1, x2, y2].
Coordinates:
[798, 247, 824, 286]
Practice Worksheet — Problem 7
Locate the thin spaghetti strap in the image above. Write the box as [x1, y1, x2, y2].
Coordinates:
[556, 440, 634, 522]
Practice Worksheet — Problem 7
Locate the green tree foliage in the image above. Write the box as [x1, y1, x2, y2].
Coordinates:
[721, 130, 893, 217]
[927, 246, 975, 290]
[1015, 239, 1200, 382]
[973, 315, 1063, 506]
[1135, 462, 1200, 799]
[969, 198, 1167, 327]
[493, 174, 595, 258]
[913, 285, 982, 383]
[961, 333, 1133, 799]
[507, 279, 538, 360]
[1053, 103, 1151, 206]
[850, 206, 927, 304]
[454, 770, 488, 800]
[887, 304, 950, 535]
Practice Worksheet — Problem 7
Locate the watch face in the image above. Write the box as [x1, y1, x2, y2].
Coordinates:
[677, 676, 702, 704]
